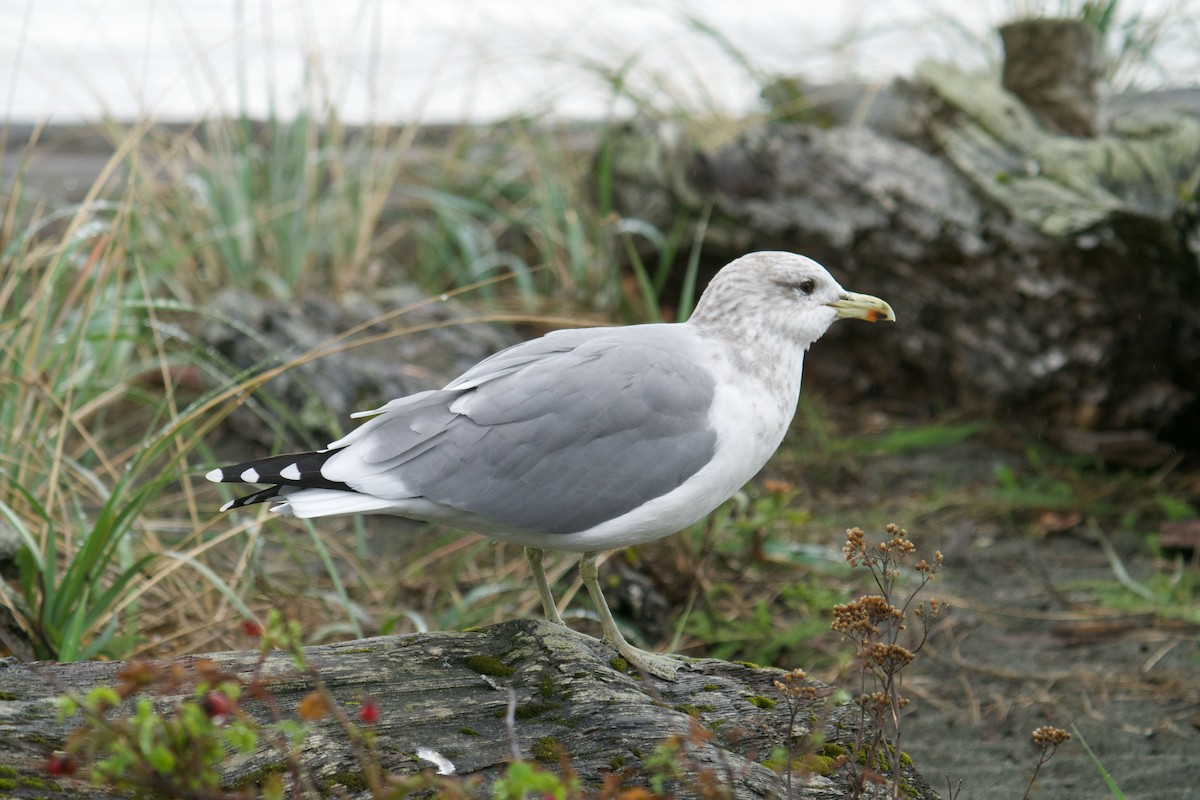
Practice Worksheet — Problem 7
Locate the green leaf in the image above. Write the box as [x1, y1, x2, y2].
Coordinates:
[84, 686, 121, 713]
[53, 695, 79, 721]
[145, 745, 176, 775]
[223, 723, 258, 754]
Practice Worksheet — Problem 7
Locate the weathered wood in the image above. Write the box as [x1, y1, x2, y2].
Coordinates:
[0, 620, 940, 798]
[1000, 18, 1105, 137]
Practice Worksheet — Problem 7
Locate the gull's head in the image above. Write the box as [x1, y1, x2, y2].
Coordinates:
[688, 251, 895, 347]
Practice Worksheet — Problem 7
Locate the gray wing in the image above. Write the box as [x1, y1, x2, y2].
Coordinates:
[336, 332, 718, 534]
[443, 327, 616, 391]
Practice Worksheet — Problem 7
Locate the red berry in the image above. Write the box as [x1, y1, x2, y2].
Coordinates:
[46, 753, 76, 775]
[201, 691, 233, 722]
[241, 619, 265, 637]
[359, 699, 380, 725]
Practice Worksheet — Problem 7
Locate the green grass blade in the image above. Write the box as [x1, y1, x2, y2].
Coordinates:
[300, 518, 364, 640]
[161, 550, 257, 623]
[79, 554, 157, 638]
[56, 584, 91, 662]
[1071, 725, 1126, 799]
[676, 202, 712, 321]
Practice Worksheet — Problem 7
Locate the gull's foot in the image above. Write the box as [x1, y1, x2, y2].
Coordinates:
[614, 641, 690, 681]
[536, 618, 685, 679]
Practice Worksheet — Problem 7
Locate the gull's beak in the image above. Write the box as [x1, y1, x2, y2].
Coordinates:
[827, 291, 896, 323]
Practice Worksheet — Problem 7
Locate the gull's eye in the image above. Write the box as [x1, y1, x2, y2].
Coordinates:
[795, 278, 816, 296]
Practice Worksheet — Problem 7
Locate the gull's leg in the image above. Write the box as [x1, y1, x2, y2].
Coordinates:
[524, 547, 566, 626]
[578, 551, 683, 680]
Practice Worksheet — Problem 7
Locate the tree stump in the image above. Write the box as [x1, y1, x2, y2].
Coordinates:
[1000, 18, 1106, 137]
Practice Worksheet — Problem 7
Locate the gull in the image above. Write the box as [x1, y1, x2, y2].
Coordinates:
[206, 251, 895, 678]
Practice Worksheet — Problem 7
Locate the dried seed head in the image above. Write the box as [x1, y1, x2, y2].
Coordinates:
[1032, 726, 1071, 746]
[858, 691, 889, 713]
[774, 668, 819, 702]
[843, 527, 868, 566]
[831, 595, 904, 637]
[864, 643, 915, 671]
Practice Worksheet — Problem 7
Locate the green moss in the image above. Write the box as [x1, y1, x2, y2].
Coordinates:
[327, 771, 369, 791]
[539, 675, 557, 698]
[609, 755, 626, 770]
[531, 737, 559, 763]
[820, 743, 847, 758]
[466, 655, 514, 678]
[494, 700, 561, 720]
[230, 761, 289, 788]
[0, 766, 16, 777]
[856, 746, 892, 771]
[733, 660, 763, 670]
[609, 657, 629, 672]
[0, 692, 17, 701]
[815, 756, 838, 775]
[747, 695, 776, 709]
[459, 727, 481, 737]
[5, 733, 54, 748]
[672, 704, 714, 718]
[701, 683, 720, 692]
[336, 647, 375, 655]
[762, 747, 842, 777]
[514, 701, 560, 720]
[804, 754, 838, 775]
[19, 774, 57, 790]
[0, 778, 15, 790]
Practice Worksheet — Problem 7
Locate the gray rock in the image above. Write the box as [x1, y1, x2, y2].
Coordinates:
[605, 63, 1200, 457]
[202, 284, 520, 447]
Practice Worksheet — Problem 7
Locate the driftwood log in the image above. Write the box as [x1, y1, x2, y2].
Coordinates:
[0, 619, 940, 798]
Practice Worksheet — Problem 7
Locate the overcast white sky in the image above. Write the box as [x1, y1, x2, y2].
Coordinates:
[3, 0, 1197, 123]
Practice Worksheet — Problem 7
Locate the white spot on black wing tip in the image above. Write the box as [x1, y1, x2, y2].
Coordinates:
[206, 468, 224, 482]
[240, 467, 260, 483]
[219, 499, 235, 512]
[280, 463, 302, 481]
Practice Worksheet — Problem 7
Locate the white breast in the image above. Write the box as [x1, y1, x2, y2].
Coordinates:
[496, 339, 806, 552]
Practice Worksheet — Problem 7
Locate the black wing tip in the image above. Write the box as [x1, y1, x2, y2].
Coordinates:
[218, 485, 285, 512]
[208, 451, 353, 514]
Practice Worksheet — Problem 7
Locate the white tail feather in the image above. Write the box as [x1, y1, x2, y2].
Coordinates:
[269, 489, 400, 518]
